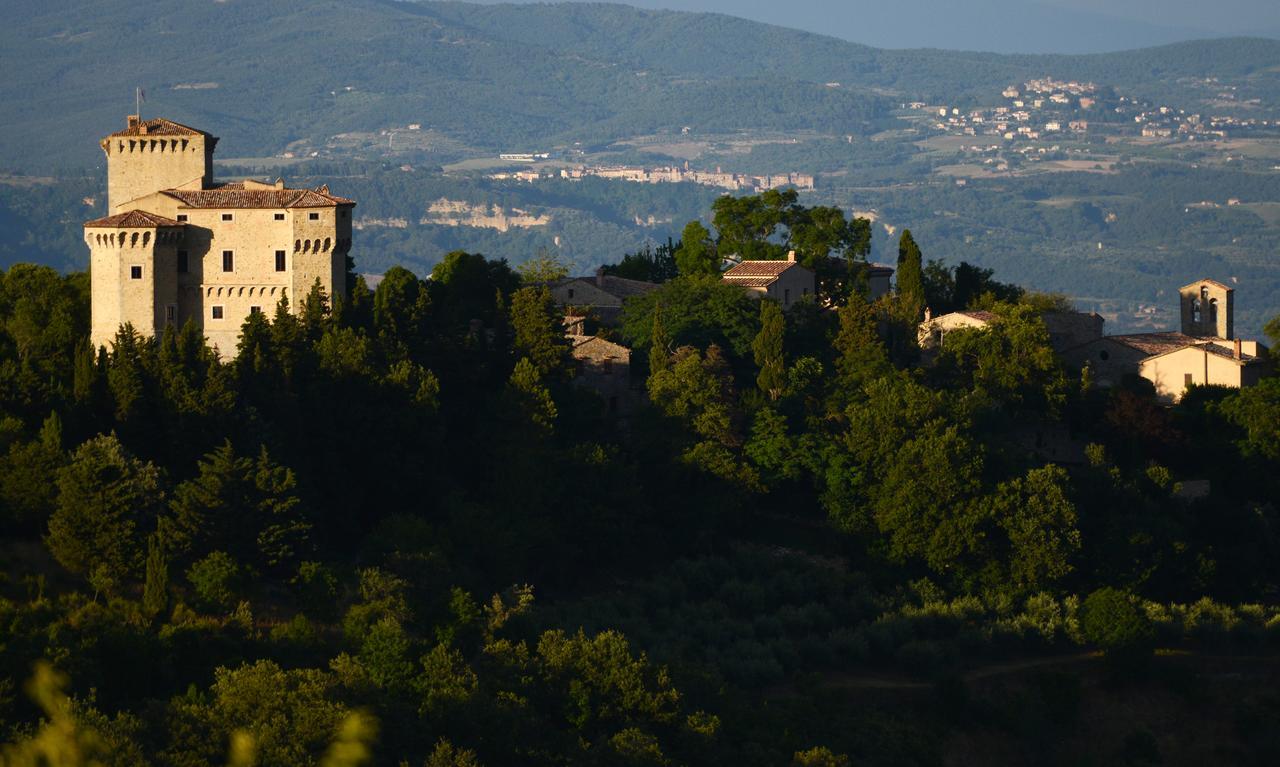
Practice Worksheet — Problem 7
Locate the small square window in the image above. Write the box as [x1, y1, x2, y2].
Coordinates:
[222, 250, 234, 272]
[340, 210, 349, 219]
[1184, 373, 1194, 387]
[274, 213, 285, 221]
[221, 213, 233, 221]
[130, 265, 142, 279]
[250, 306, 262, 315]
[309, 212, 320, 221]
[212, 306, 224, 320]
[177, 250, 189, 273]
[177, 214, 188, 222]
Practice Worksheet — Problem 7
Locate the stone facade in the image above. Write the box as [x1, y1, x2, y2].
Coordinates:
[548, 273, 659, 327]
[1179, 279, 1234, 340]
[86, 117, 354, 356]
[569, 335, 633, 416]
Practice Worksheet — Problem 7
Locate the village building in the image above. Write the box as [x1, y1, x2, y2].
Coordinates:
[1061, 279, 1269, 402]
[548, 271, 660, 327]
[568, 335, 634, 417]
[918, 308, 1104, 353]
[720, 253, 816, 308]
[85, 116, 354, 355]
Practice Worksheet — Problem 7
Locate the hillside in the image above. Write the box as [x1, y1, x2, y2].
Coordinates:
[2, 0, 1278, 171]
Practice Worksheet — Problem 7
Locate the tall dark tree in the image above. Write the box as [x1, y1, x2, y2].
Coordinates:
[895, 230, 925, 323]
[753, 300, 786, 401]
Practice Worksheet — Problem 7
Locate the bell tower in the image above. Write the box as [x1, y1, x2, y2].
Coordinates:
[100, 116, 217, 213]
[1179, 279, 1233, 339]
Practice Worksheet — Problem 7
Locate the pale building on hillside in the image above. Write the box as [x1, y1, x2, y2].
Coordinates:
[1061, 279, 1269, 402]
[721, 253, 815, 309]
[917, 308, 1104, 353]
[85, 116, 355, 355]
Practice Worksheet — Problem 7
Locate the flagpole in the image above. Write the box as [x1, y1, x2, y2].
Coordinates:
[136, 87, 140, 120]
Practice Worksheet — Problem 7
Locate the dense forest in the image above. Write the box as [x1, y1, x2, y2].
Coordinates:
[1, 190, 1280, 765]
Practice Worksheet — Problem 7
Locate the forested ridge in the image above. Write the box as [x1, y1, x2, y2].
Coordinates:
[2, 191, 1280, 764]
[2, 0, 1278, 171]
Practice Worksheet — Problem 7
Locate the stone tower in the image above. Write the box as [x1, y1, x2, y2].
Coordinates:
[84, 211, 185, 346]
[1179, 279, 1233, 339]
[100, 116, 216, 214]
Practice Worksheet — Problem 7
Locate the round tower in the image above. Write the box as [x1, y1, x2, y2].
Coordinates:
[84, 211, 186, 350]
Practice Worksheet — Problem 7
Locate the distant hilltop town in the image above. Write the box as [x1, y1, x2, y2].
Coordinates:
[490, 163, 815, 194]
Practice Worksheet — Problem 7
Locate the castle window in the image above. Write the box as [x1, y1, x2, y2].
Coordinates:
[177, 214, 188, 222]
[166, 305, 176, 324]
[250, 306, 262, 315]
[274, 213, 285, 221]
[567, 288, 575, 299]
[221, 213, 233, 222]
[212, 306, 224, 320]
[1191, 298, 1201, 324]
[130, 265, 142, 280]
[1209, 298, 1218, 324]
[222, 250, 234, 272]
[309, 212, 320, 221]
[178, 251, 189, 273]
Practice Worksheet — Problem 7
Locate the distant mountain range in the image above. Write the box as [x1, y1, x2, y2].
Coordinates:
[1, 0, 1278, 171]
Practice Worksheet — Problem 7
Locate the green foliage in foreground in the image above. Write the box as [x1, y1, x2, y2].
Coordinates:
[0, 225, 1277, 763]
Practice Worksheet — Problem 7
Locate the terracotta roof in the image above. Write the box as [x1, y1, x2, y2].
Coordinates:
[1108, 332, 1200, 356]
[959, 310, 996, 322]
[107, 117, 212, 138]
[1141, 340, 1263, 365]
[84, 210, 185, 228]
[162, 183, 354, 209]
[723, 260, 800, 279]
[570, 335, 630, 354]
[1180, 278, 1233, 292]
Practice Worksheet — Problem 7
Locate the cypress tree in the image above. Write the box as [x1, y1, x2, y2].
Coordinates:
[142, 533, 168, 620]
[649, 308, 671, 376]
[752, 300, 786, 401]
[896, 229, 925, 323]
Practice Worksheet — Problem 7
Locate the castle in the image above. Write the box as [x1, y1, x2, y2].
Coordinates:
[84, 116, 354, 355]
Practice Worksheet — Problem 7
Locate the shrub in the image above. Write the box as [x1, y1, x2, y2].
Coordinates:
[186, 551, 243, 613]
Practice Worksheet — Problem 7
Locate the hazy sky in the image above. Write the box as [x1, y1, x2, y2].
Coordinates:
[508, 0, 1279, 53]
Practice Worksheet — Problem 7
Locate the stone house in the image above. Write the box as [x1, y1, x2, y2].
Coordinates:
[569, 335, 633, 416]
[918, 308, 1104, 353]
[721, 253, 815, 309]
[548, 271, 659, 327]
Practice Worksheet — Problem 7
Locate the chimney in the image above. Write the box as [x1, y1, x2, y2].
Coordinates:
[275, 178, 285, 189]
[596, 265, 605, 288]
[924, 307, 933, 322]
[1234, 338, 1242, 360]
[786, 250, 797, 263]
[127, 115, 139, 129]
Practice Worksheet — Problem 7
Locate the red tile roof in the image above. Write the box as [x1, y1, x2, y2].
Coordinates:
[1108, 332, 1200, 356]
[723, 260, 798, 279]
[959, 310, 996, 322]
[84, 210, 185, 228]
[162, 183, 354, 209]
[107, 118, 212, 138]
